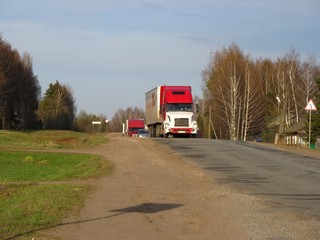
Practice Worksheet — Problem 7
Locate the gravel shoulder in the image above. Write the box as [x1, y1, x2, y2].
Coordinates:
[40, 134, 320, 240]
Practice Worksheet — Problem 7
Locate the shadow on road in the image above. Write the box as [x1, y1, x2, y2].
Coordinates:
[110, 202, 184, 214]
[5, 202, 184, 240]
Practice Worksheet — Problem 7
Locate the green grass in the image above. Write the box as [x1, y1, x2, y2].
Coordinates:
[0, 151, 113, 182]
[0, 183, 90, 239]
[0, 130, 106, 150]
[0, 130, 113, 239]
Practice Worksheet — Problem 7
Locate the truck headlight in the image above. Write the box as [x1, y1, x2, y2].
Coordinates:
[192, 121, 197, 128]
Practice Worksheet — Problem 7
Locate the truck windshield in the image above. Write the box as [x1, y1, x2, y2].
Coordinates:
[166, 104, 192, 112]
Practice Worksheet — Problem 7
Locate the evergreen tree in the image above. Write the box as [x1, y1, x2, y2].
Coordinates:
[38, 80, 75, 130]
[306, 77, 320, 144]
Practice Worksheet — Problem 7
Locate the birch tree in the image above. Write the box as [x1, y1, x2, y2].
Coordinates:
[256, 58, 274, 96]
[204, 44, 246, 140]
[301, 56, 319, 103]
[241, 59, 264, 141]
[285, 50, 301, 123]
[202, 44, 320, 141]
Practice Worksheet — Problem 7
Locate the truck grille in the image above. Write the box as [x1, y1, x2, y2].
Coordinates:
[174, 118, 189, 127]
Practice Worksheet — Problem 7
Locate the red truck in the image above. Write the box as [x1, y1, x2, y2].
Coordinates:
[145, 86, 198, 138]
[125, 119, 145, 137]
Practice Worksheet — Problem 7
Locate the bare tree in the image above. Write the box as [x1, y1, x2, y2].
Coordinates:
[256, 58, 274, 96]
[19, 52, 41, 129]
[203, 44, 264, 140]
[285, 50, 301, 123]
[301, 55, 319, 103]
[0, 37, 40, 129]
[110, 106, 145, 132]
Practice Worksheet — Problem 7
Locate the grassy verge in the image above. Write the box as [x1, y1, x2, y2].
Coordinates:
[0, 130, 106, 150]
[0, 183, 90, 239]
[0, 130, 113, 239]
[0, 151, 112, 182]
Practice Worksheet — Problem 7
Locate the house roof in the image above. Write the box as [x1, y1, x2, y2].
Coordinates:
[286, 119, 306, 134]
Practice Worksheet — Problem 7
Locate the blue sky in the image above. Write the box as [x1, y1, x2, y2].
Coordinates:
[1, 0, 319, 119]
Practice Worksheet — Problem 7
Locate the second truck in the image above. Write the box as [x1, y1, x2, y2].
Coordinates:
[145, 85, 198, 138]
[125, 119, 145, 137]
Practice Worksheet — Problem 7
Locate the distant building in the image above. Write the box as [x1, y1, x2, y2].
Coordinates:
[285, 120, 307, 145]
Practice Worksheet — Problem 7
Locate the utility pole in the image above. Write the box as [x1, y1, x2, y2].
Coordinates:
[208, 106, 218, 139]
[304, 99, 317, 148]
[208, 106, 211, 139]
[308, 109, 312, 147]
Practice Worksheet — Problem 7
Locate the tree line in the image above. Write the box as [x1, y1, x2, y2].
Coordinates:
[0, 37, 77, 130]
[2, 36, 320, 140]
[200, 43, 320, 142]
[72, 106, 145, 133]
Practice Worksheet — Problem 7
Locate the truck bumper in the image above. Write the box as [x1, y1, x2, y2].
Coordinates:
[168, 128, 193, 135]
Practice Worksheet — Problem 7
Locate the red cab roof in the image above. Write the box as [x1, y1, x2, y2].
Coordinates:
[128, 119, 145, 128]
[161, 86, 193, 104]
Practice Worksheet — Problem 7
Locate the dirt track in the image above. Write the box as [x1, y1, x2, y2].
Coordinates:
[40, 134, 319, 240]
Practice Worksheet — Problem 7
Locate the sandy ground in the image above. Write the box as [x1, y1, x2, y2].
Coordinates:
[37, 134, 320, 240]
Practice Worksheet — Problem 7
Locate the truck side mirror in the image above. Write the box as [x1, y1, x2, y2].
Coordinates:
[195, 102, 199, 113]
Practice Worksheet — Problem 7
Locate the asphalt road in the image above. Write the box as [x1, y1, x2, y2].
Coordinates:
[155, 138, 320, 220]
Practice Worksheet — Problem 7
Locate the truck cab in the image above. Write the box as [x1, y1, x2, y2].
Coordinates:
[161, 103, 197, 137]
[126, 119, 145, 137]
